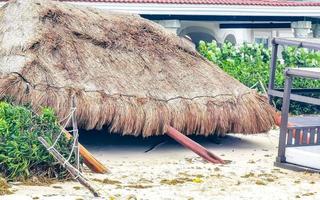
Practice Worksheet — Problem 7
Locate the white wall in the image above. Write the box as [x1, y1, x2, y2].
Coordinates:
[162, 20, 293, 47]
[176, 20, 254, 46]
[253, 29, 293, 44]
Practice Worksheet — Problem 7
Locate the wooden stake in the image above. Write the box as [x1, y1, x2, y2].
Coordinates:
[38, 137, 100, 197]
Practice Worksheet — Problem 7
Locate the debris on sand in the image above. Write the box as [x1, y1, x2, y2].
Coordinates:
[21, 177, 57, 186]
[160, 176, 204, 185]
[0, 178, 12, 195]
[125, 184, 153, 189]
[92, 178, 121, 185]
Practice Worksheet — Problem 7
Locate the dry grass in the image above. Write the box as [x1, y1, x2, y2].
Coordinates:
[159, 177, 205, 185]
[160, 178, 193, 185]
[92, 178, 121, 185]
[125, 184, 153, 189]
[0, 0, 275, 136]
[21, 176, 58, 186]
[0, 178, 12, 195]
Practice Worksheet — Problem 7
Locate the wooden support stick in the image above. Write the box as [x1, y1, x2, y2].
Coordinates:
[71, 96, 80, 171]
[63, 130, 109, 174]
[38, 137, 100, 197]
[166, 126, 225, 164]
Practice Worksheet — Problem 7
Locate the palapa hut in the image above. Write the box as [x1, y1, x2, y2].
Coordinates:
[0, 0, 275, 137]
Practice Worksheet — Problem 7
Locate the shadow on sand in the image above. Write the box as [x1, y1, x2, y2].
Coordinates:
[78, 128, 267, 153]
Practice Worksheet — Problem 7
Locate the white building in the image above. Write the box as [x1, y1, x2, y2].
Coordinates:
[1, 0, 319, 46]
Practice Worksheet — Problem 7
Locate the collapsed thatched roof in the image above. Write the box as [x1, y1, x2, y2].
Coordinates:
[0, 0, 275, 136]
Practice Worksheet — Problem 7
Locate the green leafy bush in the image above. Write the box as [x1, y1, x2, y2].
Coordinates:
[198, 42, 272, 88]
[198, 41, 320, 114]
[282, 46, 320, 68]
[0, 102, 73, 180]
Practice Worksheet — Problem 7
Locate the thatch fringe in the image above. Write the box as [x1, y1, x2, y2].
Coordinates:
[0, 73, 275, 136]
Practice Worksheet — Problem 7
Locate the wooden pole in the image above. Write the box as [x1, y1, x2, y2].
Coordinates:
[63, 130, 109, 174]
[71, 96, 80, 171]
[166, 126, 225, 164]
[38, 137, 100, 197]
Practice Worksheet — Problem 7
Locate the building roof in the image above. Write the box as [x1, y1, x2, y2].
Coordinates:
[52, 0, 320, 6]
[1, 0, 320, 6]
[1, 0, 320, 18]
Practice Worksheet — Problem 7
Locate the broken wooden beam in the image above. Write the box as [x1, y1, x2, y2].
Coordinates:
[166, 126, 225, 164]
[64, 130, 108, 174]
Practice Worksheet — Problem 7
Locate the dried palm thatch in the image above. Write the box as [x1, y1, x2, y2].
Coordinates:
[0, 0, 275, 137]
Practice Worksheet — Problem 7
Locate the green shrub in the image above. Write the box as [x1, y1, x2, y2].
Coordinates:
[282, 46, 320, 68]
[0, 102, 74, 180]
[198, 41, 320, 115]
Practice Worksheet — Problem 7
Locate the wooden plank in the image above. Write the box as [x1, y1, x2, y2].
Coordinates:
[295, 129, 301, 145]
[317, 128, 320, 144]
[286, 68, 320, 80]
[302, 128, 308, 145]
[273, 38, 320, 51]
[309, 128, 316, 145]
[275, 161, 320, 173]
[277, 75, 292, 162]
[287, 129, 293, 146]
[268, 89, 320, 106]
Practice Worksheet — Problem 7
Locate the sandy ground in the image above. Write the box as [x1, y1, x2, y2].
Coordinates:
[2, 129, 320, 200]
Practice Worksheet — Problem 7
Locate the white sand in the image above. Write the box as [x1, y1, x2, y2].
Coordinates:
[2, 129, 320, 200]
